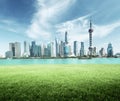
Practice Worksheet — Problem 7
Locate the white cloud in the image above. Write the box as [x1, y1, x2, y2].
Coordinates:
[26, 0, 76, 41]
[0, 19, 15, 25]
[94, 22, 120, 38]
[56, 15, 120, 42]
[0, 19, 27, 33]
[26, 0, 120, 44]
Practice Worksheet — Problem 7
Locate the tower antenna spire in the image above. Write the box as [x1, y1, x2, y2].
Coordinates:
[90, 17, 92, 29]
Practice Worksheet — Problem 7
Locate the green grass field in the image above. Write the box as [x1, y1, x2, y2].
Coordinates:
[0, 64, 120, 101]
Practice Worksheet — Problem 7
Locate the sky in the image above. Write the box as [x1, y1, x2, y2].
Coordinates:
[0, 0, 120, 56]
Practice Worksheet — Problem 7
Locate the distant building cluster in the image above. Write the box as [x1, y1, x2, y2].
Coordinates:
[5, 31, 85, 58]
[5, 32, 116, 59]
[4, 20, 120, 59]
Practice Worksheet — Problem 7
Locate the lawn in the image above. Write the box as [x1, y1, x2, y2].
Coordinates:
[0, 64, 120, 101]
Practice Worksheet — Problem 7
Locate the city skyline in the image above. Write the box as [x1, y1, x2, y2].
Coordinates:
[0, 0, 120, 56]
[5, 32, 117, 58]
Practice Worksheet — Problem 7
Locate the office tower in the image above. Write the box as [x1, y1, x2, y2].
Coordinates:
[80, 42, 84, 57]
[47, 42, 55, 57]
[51, 42, 55, 57]
[88, 20, 93, 56]
[64, 44, 70, 57]
[65, 31, 68, 44]
[59, 41, 64, 57]
[107, 43, 113, 57]
[23, 41, 30, 57]
[47, 43, 51, 57]
[93, 47, 97, 56]
[41, 44, 46, 57]
[74, 41, 79, 56]
[34, 45, 41, 57]
[15, 42, 21, 57]
[5, 51, 13, 58]
[64, 31, 71, 57]
[9, 43, 15, 56]
[30, 41, 36, 57]
[99, 48, 106, 57]
[30, 41, 41, 57]
[44, 45, 49, 57]
[55, 38, 60, 57]
[9, 42, 21, 57]
[38, 45, 42, 57]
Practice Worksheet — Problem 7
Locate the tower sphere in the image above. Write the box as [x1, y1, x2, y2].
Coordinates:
[89, 29, 93, 33]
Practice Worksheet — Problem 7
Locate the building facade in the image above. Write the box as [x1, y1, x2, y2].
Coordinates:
[80, 42, 84, 57]
[74, 41, 79, 56]
[107, 43, 113, 57]
[9, 42, 21, 58]
[23, 41, 30, 57]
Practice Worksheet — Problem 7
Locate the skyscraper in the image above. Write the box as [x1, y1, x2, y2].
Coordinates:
[47, 42, 55, 57]
[30, 41, 42, 57]
[30, 41, 36, 57]
[88, 20, 93, 56]
[107, 43, 113, 57]
[65, 31, 68, 44]
[64, 31, 71, 57]
[9, 42, 21, 57]
[74, 41, 79, 56]
[15, 42, 21, 57]
[5, 51, 13, 58]
[80, 42, 84, 57]
[59, 41, 64, 57]
[99, 48, 106, 57]
[64, 44, 70, 57]
[23, 41, 30, 57]
[41, 43, 45, 57]
[55, 38, 60, 57]
[93, 47, 97, 56]
[9, 43, 15, 56]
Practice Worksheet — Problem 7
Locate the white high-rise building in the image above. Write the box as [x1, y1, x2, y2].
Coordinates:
[9, 42, 21, 57]
[74, 41, 79, 56]
[55, 38, 60, 57]
[23, 41, 30, 57]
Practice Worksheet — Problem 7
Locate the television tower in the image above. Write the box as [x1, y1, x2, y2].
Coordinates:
[88, 19, 93, 57]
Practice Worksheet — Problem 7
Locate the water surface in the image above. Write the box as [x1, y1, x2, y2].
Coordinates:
[0, 58, 120, 65]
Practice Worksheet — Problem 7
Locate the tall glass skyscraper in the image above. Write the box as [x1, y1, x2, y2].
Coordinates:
[64, 31, 71, 57]
[55, 38, 60, 57]
[59, 41, 64, 57]
[9, 43, 15, 56]
[30, 41, 36, 57]
[80, 42, 84, 57]
[107, 43, 113, 57]
[65, 31, 68, 44]
[23, 41, 30, 57]
[74, 41, 79, 56]
[30, 41, 42, 57]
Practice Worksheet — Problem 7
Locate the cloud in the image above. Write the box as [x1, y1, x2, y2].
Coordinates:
[94, 22, 120, 38]
[26, 0, 76, 41]
[0, 19, 27, 37]
[0, 19, 18, 33]
[55, 15, 120, 42]
[26, 0, 120, 43]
